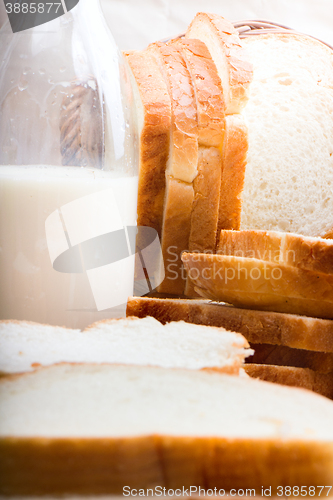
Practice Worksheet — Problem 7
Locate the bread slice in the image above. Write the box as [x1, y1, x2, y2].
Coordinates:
[126, 296, 333, 353]
[185, 147, 222, 297]
[194, 288, 333, 320]
[217, 114, 248, 237]
[218, 230, 333, 274]
[172, 38, 225, 148]
[2, 363, 333, 495]
[240, 33, 333, 237]
[148, 42, 198, 184]
[248, 343, 333, 375]
[147, 42, 199, 294]
[182, 252, 333, 318]
[0, 317, 250, 376]
[124, 50, 171, 237]
[186, 13, 253, 114]
[170, 38, 225, 296]
[184, 14, 251, 239]
[244, 364, 333, 400]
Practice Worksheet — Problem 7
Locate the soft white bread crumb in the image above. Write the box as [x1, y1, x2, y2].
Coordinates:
[241, 34, 333, 237]
[0, 317, 250, 375]
[2, 363, 333, 439]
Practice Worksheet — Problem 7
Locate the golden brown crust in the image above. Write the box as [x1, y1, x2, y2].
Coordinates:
[185, 147, 222, 297]
[218, 230, 333, 275]
[217, 115, 248, 238]
[186, 13, 253, 114]
[194, 288, 333, 320]
[157, 177, 194, 295]
[148, 42, 198, 184]
[125, 50, 171, 237]
[247, 344, 333, 374]
[126, 296, 333, 352]
[244, 364, 333, 399]
[173, 38, 225, 147]
[182, 253, 333, 306]
[1, 435, 333, 495]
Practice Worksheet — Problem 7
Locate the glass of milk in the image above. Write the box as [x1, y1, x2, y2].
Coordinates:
[0, 0, 139, 329]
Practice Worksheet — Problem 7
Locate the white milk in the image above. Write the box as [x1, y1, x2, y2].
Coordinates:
[0, 165, 138, 329]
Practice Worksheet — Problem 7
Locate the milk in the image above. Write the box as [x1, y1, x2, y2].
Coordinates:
[0, 165, 138, 329]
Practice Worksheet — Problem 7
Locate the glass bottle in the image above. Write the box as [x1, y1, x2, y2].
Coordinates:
[0, 0, 139, 328]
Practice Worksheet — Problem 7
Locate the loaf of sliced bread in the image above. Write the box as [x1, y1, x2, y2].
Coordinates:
[0, 317, 250, 376]
[126, 296, 333, 352]
[240, 34, 333, 237]
[2, 363, 333, 495]
[218, 230, 333, 274]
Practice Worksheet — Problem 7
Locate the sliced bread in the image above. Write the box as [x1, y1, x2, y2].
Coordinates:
[126, 296, 333, 352]
[2, 363, 333, 495]
[186, 13, 253, 114]
[244, 364, 333, 400]
[171, 38, 225, 296]
[240, 33, 333, 237]
[185, 14, 252, 240]
[0, 317, 250, 376]
[124, 50, 171, 237]
[218, 229, 333, 274]
[247, 343, 333, 375]
[182, 252, 333, 318]
[147, 42, 198, 294]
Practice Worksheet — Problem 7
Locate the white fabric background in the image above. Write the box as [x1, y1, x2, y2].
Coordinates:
[0, 0, 332, 49]
[99, 0, 333, 50]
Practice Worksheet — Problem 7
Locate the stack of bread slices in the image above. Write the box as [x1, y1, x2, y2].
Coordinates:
[2, 316, 333, 495]
[3, 11, 333, 496]
[125, 13, 333, 400]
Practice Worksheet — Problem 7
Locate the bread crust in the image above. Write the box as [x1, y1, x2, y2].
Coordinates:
[245, 364, 333, 400]
[185, 147, 222, 297]
[173, 38, 225, 147]
[126, 296, 333, 352]
[148, 42, 198, 184]
[217, 115, 248, 238]
[2, 436, 333, 495]
[157, 177, 194, 294]
[186, 12, 253, 114]
[182, 253, 333, 305]
[248, 344, 333, 375]
[218, 230, 333, 275]
[124, 51, 171, 236]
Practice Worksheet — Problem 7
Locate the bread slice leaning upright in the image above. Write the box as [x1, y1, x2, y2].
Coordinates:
[172, 38, 225, 296]
[185, 13, 253, 246]
[124, 50, 171, 238]
[147, 42, 199, 295]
